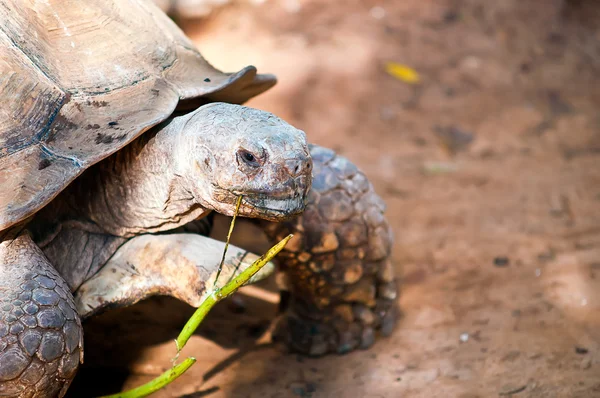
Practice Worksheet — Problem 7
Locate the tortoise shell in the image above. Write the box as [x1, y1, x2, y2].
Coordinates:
[0, 0, 275, 231]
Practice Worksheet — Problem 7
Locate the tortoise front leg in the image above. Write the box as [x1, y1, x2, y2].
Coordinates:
[75, 233, 275, 319]
[261, 145, 398, 355]
[0, 229, 83, 398]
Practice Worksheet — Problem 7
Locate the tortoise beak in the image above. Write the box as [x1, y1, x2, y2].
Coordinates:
[247, 154, 312, 220]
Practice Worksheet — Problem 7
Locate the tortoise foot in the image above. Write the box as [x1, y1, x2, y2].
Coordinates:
[275, 291, 398, 356]
[0, 231, 83, 398]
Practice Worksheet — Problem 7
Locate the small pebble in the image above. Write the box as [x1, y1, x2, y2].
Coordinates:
[434, 125, 474, 153]
[494, 257, 510, 267]
[581, 357, 592, 370]
[370, 6, 386, 19]
[459, 332, 469, 343]
[443, 10, 459, 23]
[289, 381, 316, 395]
[461, 56, 481, 70]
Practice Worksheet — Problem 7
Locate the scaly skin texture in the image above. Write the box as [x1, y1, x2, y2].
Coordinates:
[0, 230, 83, 398]
[261, 145, 397, 355]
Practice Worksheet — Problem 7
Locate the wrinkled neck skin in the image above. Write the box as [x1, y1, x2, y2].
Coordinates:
[51, 112, 213, 238]
[33, 102, 312, 240]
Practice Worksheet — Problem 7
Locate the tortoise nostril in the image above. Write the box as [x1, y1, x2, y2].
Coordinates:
[285, 158, 311, 177]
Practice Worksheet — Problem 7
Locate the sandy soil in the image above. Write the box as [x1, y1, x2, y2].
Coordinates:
[68, 0, 600, 397]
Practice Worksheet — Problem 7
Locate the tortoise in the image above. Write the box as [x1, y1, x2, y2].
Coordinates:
[0, 0, 397, 396]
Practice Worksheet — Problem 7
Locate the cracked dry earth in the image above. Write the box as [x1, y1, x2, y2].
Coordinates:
[68, 0, 600, 397]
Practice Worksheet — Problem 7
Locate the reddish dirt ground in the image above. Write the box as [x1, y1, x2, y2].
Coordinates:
[69, 0, 600, 397]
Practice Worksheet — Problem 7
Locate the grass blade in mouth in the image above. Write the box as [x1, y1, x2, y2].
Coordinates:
[214, 195, 243, 288]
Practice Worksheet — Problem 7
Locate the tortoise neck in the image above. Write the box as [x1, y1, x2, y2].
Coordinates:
[64, 117, 211, 237]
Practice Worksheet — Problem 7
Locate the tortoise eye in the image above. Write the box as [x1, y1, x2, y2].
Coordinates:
[238, 149, 261, 167]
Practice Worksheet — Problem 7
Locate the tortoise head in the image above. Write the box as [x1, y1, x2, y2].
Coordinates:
[176, 102, 312, 221]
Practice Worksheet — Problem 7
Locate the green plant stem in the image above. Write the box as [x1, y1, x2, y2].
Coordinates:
[96, 235, 291, 398]
[214, 195, 243, 288]
[175, 234, 293, 351]
[99, 357, 196, 398]
[98, 198, 292, 398]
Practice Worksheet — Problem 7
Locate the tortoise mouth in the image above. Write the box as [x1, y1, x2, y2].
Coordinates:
[242, 194, 307, 220]
[211, 184, 309, 220]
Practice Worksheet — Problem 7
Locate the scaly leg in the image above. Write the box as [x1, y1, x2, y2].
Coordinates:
[75, 233, 275, 320]
[261, 145, 398, 355]
[0, 229, 83, 398]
